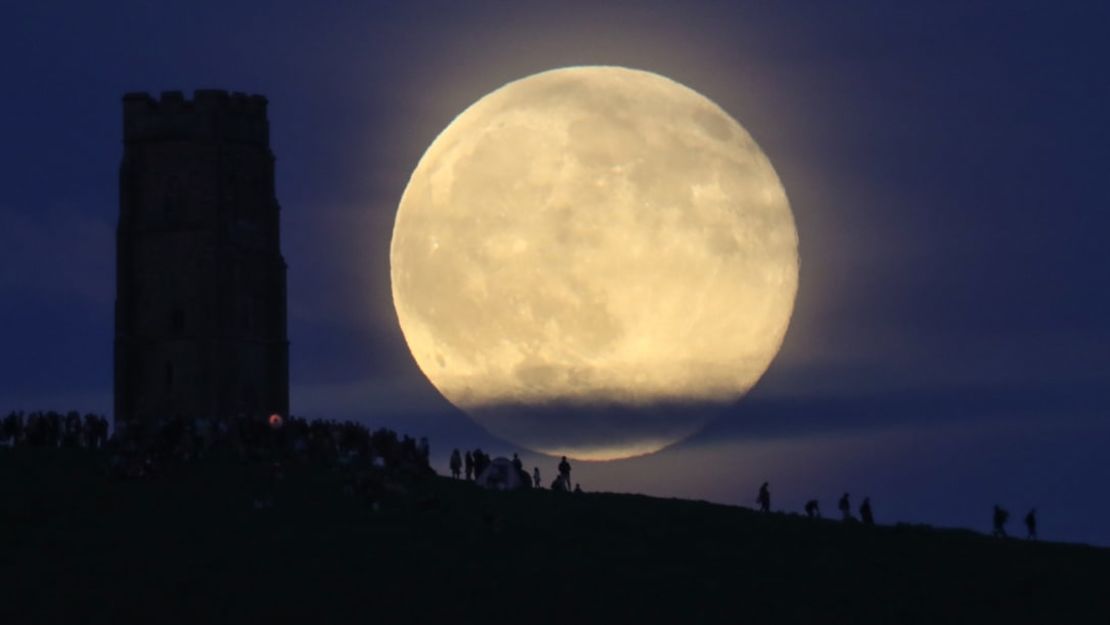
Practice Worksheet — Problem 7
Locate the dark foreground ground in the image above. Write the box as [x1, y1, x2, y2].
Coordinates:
[2, 448, 1107, 624]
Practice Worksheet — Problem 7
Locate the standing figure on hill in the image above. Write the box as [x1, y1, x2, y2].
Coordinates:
[82, 415, 99, 449]
[992, 505, 1010, 538]
[533, 466, 542, 489]
[2, 412, 22, 446]
[838, 493, 852, 521]
[1024, 508, 1037, 540]
[859, 497, 874, 526]
[62, 412, 81, 448]
[558, 456, 572, 487]
[479, 449, 493, 476]
[464, 450, 474, 480]
[757, 482, 771, 513]
[449, 449, 462, 479]
[804, 499, 821, 519]
[471, 449, 482, 477]
[0, 413, 13, 446]
[97, 416, 109, 448]
[512, 453, 523, 473]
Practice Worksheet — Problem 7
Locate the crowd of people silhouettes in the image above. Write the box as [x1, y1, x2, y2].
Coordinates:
[2, 409, 433, 499]
[2, 411, 109, 449]
[448, 448, 583, 494]
[2, 413, 1044, 540]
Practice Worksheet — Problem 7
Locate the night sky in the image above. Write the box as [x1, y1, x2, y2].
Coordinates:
[2, 2, 1108, 544]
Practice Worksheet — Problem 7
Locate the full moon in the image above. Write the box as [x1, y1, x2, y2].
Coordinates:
[391, 66, 798, 460]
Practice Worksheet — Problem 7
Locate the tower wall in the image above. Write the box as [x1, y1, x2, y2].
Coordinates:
[114, 90, 289, 433]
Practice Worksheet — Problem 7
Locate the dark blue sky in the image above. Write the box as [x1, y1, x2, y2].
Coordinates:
[2, 2, 1108, 544]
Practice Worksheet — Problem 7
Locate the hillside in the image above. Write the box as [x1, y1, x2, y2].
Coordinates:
[2, 447, 1107, 624]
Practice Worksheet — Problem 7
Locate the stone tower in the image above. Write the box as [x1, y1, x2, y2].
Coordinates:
[114, 90, 289, 434]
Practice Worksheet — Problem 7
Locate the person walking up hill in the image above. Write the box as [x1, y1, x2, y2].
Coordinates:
[859, 497, 874, 526]
[838, 493, 852, 521]
[756, 482, 771, 513]
[993, 505, 1010, 538]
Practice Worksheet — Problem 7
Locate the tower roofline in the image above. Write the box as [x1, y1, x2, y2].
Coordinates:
[123, 89, 270, 147]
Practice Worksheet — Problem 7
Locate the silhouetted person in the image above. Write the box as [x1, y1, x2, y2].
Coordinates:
[464, 450, 474, 480]
[97, 415, 109, 448]
[574, 483, 583, 494]
[533, 466, 542, 489]
[473, 448, 490, 477]
[804, 499, 821, 519]
[0, 412, 17, 446]
[838, 493, 852, 521]
[2, 412, 22, 446]
[83, 414, 99, 448]
[62, 411, 81, 448]
[859, 497, 874, 526]
[512, 452, 523, 473]
[757, 482, 771, 513]
[1025, 508, 1037, 540]
[993, 505, 1010, 538]
[558, 456, 571, 486]
[449, 449, 462, 479]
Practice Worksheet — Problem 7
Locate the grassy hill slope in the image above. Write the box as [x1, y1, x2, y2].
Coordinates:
[2, 448, 1107, 624]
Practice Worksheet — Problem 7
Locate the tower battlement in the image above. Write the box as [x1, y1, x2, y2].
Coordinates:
[123, 89, 270, 147]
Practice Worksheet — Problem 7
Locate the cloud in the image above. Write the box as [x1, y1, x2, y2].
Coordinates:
[695, 376, 1110, 445]
[468, 398, 728, 461]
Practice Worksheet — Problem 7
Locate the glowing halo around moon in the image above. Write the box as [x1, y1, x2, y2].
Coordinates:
[390, 66, 798, 461]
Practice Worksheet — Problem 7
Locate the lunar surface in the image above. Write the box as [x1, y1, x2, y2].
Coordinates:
[391, 66, 798, 460]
